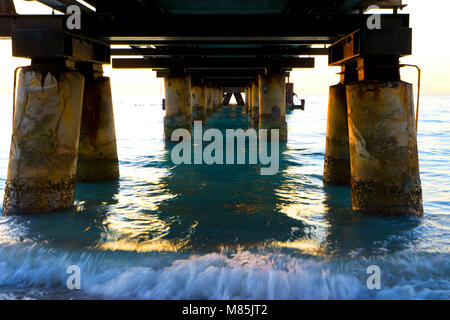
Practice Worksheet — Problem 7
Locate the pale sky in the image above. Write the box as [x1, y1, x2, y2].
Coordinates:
[0, 0, 449, 95]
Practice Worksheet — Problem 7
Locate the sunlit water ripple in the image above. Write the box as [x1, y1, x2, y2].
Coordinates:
[0, 93, 448, 300]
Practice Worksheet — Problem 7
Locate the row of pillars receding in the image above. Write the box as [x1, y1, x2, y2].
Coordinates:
[3, 61, 119, 215]
[2, 59, 423, 217]
[164, 75, 224, 141]
[163, 73, 288, 142]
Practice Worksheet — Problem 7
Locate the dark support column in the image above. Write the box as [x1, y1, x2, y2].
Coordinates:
[205, 85, 213, 116]
[251, 81, 259, 126]
[3, 59, 84, 215]
[248, 85, 253, 116]
[223, 92, 232, 105]
[0, 0, 15, 13]
[245, 87, 252, 113]
[346, 57, 423, 216]
[213, 87, 221, 112]
[286, 82, 294, 110]
[323, 63, 356, 186]
[76, 63, 120, 182]
[234, 92, 244, 106]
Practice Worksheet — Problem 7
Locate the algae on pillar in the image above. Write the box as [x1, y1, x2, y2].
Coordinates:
[3, 62, 84, 215]
[259, 73, 287, 141]
[346, 58, 423, 216]
[251, 81, 259, 125]
[77, 64, 120, 182]
[323, 65, 356, 186]
[164, 75, 192, 142]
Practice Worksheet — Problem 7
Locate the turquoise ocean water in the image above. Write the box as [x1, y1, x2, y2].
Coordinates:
[0, 93, 448, 300]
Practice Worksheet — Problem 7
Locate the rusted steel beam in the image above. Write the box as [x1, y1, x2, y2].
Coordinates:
[328, 26, 411, 66]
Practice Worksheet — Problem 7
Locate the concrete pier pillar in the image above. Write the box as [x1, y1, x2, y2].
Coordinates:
[323, 65, 355, 186]
[223, 92, 232, 105]
[244, 87, 249, 113]
[186, 75, 192, 114]
[259, 73, 287, 140]
[346, 81, 423, 216]
[251, 81, 259, 125]
[191, 83, 207, 124]
[247, 86, 253, 116]
[205, 86, 213, 116]
[213, 87, 221, 112]
[164, 75, 192, 141]
[77, 65, 119, 182]
[234, 92, 245, 106]
[218, 88, 224, 108]
[3, 63, 84, 215]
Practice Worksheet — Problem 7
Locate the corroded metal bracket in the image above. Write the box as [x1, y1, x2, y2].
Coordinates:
[328, 15, 411, 66]
[0, 15, 110, 64]
[12, 30, 110, 64]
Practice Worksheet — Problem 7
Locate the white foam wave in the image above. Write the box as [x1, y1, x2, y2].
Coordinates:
[0, 244, 448, 300]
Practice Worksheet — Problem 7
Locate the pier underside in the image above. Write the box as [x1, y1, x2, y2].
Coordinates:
[0, 0, 422, 216]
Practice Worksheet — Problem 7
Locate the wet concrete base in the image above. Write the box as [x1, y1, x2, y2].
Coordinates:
[3, 67, 84, 215]
[346, 80, 423, 216]
[164, 115, 192, 142]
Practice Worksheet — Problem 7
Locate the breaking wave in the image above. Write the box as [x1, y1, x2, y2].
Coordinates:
[0, 243, 448, 300]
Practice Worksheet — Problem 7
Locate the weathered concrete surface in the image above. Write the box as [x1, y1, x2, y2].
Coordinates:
[259, 74, 287, 141]
[205, 86, 213, 116]
[164, 75, 192, 141]
[346, 81, 423, 216]
[77, 77, 119, 182]
[251, 81, 259, 125]
[324, 83, 351, 185]
[191, 84, 207, 123]
[3, 67, 84, 215]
